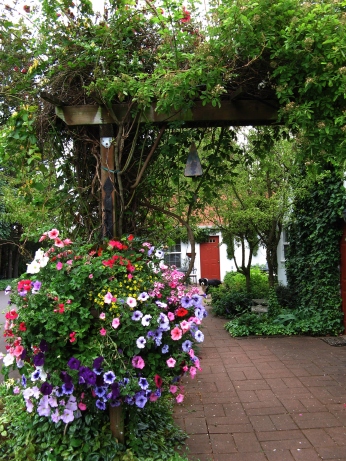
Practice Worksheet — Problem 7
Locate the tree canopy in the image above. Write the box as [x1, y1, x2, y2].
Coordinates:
[1, 0, 345, 242]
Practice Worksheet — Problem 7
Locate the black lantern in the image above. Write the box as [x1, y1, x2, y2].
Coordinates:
[184, 142, 203, 177]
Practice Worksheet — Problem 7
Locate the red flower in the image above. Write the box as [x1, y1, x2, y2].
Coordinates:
[5, 310, 18, 320]
[69, 332, 76, 343]
[58, 303, 65, 314]
[154, 374, 163, 388]
[128, 234, 134, 241]
[19, 322, 27, 332]
[108, 240, 123, 250]
[180, 6, 191, 23]
[176, 307, 189, 317]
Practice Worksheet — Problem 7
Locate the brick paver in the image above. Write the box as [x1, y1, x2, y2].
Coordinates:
[174, 302, 346, 460]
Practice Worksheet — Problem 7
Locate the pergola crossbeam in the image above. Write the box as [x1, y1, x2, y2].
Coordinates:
[55, 99, 279, 127]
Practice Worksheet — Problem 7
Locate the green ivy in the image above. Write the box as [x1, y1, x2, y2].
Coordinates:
[285, 168, 345, 334]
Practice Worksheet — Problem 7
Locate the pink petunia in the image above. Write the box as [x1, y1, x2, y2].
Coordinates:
[189, 348, 195, 358]
[56, 261, 63, 270]
[66, 260, 73, 265]
[180, 320, 190, 333]
[128, 274, 133, 279]
[78, 402, 87, 411]
[99, 312, 106, 320]
[171, 327, 182, 341]
[54, 238, 64, 248]
[63, 238, 73, 245]
[104, 292, 114, 304]
[48, 229, 59, 239]
[132, 355, 145, 369]
[100, 328, 107, 336]
[39, 232, 48, 242]
[89, 274, 93, 279]
[126, 297, 137, 308]
[166, 357, 176, 368]
[189, 366, 197, 379]
[167, 312, 175, 321]
[112, 318, 120, 329]
[169, 385, 178, 394]
[176, 394, 184, 403]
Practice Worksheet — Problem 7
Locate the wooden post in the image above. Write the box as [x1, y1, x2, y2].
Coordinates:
[109, 405, 125, 444]
[100, 124, 116, 238]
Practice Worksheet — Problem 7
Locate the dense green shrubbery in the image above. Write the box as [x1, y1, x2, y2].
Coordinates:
[223, 267, 270, 298]
[210, 289, 252, 319]
[224, 288, 343, 337]
[211, 268, 269, 319]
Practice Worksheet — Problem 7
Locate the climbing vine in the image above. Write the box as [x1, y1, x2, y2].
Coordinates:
[285, 168, 346, 333]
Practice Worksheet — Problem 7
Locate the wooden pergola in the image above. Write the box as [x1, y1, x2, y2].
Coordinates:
[47, 94, 279, 237]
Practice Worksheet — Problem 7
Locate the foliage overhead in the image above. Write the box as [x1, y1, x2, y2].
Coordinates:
[1, 0, 346, 240]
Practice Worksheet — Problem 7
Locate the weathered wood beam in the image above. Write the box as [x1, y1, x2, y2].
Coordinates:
[55, 100, 278, 127]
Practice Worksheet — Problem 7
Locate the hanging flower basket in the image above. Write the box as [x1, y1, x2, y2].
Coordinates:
[1, 230, 206, 441]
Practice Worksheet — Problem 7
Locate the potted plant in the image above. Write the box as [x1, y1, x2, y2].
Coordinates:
[1, 230, 206, 442]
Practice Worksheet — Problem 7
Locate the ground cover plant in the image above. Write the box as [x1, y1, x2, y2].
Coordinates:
[0, 229, 207, 458]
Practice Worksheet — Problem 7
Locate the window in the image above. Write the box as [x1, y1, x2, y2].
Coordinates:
[282, 228, 290, 261]
[164, 242, 181, 268]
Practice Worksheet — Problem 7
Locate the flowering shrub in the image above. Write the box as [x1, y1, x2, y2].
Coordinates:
[1, 229, 206, 425]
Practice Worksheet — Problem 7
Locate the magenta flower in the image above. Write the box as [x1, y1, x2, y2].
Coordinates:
[100, 328, 107, 336]
[132, 356, 145, 369]
[166, 357, 176, 368]
[56, 261, 63, 270]
[169, 385, 178, 394]
[176, 394, 184, 403]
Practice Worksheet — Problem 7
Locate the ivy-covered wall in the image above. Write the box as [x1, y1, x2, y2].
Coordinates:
[285, 169, 346, 333]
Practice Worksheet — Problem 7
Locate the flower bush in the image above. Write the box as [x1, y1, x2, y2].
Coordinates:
[1, 229, 206, 426]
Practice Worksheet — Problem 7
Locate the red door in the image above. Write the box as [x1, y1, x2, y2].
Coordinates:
[340, 224, 346, 333]
[200, 236, 221, 280]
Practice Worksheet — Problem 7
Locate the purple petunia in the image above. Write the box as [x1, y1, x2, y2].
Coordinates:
[138, 292, 149, 302]
[161, 344, 169, 354]
[39, 339, 49, 352]
[132, 310, 143, 321]
[136, 336, 146, 349]
[32, 281, 42, 294]
[93, 356, 104, 370]
[40, 382, 53, 396]
[181, 296, 193, 309]
[182, 340, 193, 352]
[33, 352, 45, 367]
[135, 392, 148, 408]
[94, 386, 106, 398]
[141, 314, 152, 326]
[194, 330, 204, 343]
[104, 371, 116, 385]
[138, 377, 149, 390]
[96, 399, 106, 410]
[67, 357, 81, 370]
[62, 382, 74, 395]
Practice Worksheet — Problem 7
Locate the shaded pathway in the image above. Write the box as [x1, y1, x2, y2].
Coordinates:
[174, 306, 346, 461]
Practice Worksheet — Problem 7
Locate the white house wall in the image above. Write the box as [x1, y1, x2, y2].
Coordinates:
[181, 232, 267, 282]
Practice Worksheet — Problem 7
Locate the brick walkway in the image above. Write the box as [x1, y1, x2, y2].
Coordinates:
[174, 305, 346, 461]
